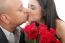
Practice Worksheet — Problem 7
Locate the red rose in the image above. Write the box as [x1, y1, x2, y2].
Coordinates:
[23, 22, 62, 43]
[24, 22, 38, 40]
[39, 23, 48, 43]
[56, 40, 62, 43]
[39, 24, 57, 43]
[50, 28, 56, 35]
[47, 31, 57, 43]
[39, 31, 57, 43]
[39, 23, 48, 35]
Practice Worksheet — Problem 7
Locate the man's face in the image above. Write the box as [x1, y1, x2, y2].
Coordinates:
[6, 0, 28, 26]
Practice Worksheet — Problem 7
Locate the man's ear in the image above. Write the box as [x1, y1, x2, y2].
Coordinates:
[0, 14, 10, 24]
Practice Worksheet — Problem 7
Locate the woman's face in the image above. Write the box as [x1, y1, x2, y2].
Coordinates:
[27, 0, 42, 22]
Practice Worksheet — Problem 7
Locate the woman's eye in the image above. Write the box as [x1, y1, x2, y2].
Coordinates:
[30, 4, 36, 10]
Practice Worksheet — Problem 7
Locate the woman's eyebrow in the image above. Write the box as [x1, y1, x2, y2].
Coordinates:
[29, 4, 36, 10]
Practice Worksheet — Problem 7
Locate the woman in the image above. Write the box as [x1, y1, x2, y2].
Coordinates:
[21, 0, 65, 43]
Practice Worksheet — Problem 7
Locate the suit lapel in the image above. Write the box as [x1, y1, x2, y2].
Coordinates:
[19, 31, 25, 43]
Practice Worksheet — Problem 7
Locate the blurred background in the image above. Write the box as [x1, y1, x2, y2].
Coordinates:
[54, 0, 65, 22]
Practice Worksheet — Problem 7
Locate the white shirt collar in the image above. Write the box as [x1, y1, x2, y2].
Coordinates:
[0, 26, 21, 43]
[0, 26, 13, 40]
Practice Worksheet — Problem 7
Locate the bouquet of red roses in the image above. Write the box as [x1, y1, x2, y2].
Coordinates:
[23, 22, 62, 43]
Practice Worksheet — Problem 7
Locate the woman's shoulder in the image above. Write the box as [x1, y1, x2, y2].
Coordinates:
[56, 19, 65, 40]
[56, 19, 65, 29]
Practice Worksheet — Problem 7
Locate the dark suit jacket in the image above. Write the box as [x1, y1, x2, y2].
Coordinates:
[0, 28, 9, 43]
[19, 30, 25, 43]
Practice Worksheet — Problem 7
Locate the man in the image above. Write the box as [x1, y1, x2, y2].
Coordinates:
[0, 0, 28, 43]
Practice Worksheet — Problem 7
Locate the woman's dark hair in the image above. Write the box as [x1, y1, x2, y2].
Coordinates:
[37, 0, 59, 28]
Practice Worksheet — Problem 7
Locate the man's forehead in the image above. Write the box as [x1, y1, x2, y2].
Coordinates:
[5, 0, 22, 7]
[0, 0, 29, 9]
[0, 0, 22, 12]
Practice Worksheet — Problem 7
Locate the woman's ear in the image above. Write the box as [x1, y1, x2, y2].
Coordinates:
[0, 14, 10, 24]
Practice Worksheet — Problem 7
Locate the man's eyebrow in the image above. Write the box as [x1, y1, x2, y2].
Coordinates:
[17, 3, 23, 11]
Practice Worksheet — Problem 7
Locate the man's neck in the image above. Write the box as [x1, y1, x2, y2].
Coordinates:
[0, 24, 17, 32]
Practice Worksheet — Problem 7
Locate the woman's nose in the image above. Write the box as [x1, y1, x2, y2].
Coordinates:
[24, 8, 31, 14]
